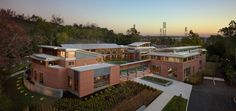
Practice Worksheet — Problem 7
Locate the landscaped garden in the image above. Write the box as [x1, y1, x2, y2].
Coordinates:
[141, 76, 172, 86]
[162, 95, 187, 111]
[3, 74, 57, 111]
[53, 81, 162, 111]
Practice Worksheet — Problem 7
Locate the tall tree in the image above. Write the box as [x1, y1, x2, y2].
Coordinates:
[181, 30, 203, 46]
[51, 14, 64, 25]
[219, 20, 236, 37]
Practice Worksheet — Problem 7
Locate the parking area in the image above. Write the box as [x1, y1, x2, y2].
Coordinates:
[188, 80, 236, 111]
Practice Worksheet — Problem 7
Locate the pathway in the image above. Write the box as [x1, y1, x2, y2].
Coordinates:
[7, 70, 25, 79]
[134, 74, 192, 111]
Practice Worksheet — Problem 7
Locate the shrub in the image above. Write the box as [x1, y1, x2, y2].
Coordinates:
[162, 95, 187, 111]
[185, 73, 203, 85]
[53, 81, 162, 111]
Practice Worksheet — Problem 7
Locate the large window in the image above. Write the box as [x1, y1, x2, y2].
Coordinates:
[184, 67, 191, 78]
[68, 76, 72, 88]
[94, 75, 109, 88]
[74, 72, 79, 91]
[66, 51, 75, 58]
[68, 61, 74, 66]
[151, 65, 161, 74]
[167, 66, 177, 78]
[34, 71, 37, 81]
[58, 51, 66, 57]
[39, 72, 43, 84]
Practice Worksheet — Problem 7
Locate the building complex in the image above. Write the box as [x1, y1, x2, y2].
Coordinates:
[24, 42, 206, 98]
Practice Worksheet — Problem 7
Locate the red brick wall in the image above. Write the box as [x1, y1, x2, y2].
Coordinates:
[75, 58, 100, 66]
[110, 66, 120, 85]
[79, 70, 94, 97]
[183, 54, 206, 75]
[32, 63, 68, 89]
[151, 60, 184, 81]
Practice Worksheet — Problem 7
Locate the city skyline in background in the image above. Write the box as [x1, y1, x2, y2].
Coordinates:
[1, 0, 236, 37]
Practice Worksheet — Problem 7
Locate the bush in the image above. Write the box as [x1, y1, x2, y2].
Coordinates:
[185, 73, 203, 85]
[141, 76, 172, 86]
[54, 81, 162, 111]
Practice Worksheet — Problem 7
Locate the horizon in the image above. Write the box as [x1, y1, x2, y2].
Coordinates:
[1, 0, 236, 37]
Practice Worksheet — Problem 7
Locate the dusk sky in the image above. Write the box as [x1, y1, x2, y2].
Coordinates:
[1, 0, 236, 36]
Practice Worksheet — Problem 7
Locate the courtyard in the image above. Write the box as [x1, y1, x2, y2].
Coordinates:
[188, 80, 236, 111]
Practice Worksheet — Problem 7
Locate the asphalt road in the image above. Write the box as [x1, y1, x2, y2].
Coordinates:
[188, 80, 236, 111]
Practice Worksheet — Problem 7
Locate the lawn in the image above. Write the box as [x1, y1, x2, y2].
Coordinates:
[141, 76, 172, 86]
[54, 81, 162, 111]
[3, 73, 57, 111]
[162, 95, 187, 111]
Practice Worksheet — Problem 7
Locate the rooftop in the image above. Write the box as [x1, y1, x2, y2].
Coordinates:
[70, 63, 115, 71]
[76, 50, 102, 59]
[39, 45, 78, 51]
[128, 42, 151, 47]
[159, 46, 201, 51]
[61, 43, 126, 50]
[30, 53, 61, 61]
[148, 51, 200, 58]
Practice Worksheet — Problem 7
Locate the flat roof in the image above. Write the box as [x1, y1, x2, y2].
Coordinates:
[148, 51, 200, 58]
[76, 50, 102, 59]
[159, 46, 201, 51]
[30, 53, 61, 61]
[61, 44, 125, 50]
[128, 42, 151, 47]
[39, 45, 78, 51]
[70, 63, 115, 72]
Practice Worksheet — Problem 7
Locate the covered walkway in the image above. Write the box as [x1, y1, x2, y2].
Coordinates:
[120, 59, 151, 80]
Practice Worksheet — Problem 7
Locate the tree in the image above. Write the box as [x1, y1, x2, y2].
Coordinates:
[56, 32, 69, 44]
[51, 14, 64, 25]
[219, 20, 236, 37]
[126, 25, 140, 36]
[181, 30, 203, 46]
[0, 17, 31, 70]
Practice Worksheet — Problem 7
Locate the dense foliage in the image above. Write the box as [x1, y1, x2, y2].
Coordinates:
[0, 8, 140, 71]
[0, 8, 141, 111]
[53, 81, 161, 111]
[184, 72, 203, 85]
[205, 20, 236, 85]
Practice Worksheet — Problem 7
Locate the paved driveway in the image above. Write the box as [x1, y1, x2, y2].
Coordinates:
[188, 80, 236, 111]
[135, 74, 192, 111]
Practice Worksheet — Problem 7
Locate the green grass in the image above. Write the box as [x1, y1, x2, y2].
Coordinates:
[142, 76, 171, 84]
[3, 74, 57, 111]
[162, 96, 187, 111]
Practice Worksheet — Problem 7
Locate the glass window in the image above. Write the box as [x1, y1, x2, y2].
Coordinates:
[94, 75, 109, 88]
[167, 66, 177, 78]
[184, 67, 191, 78]
[74, 72, 78, 91]
[68, 61, 74, 66]
[39, 72, 43, 84]
[34, 71, 37, 81]
[68, 76, 72, 88]
[183, 58, 187, 62]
